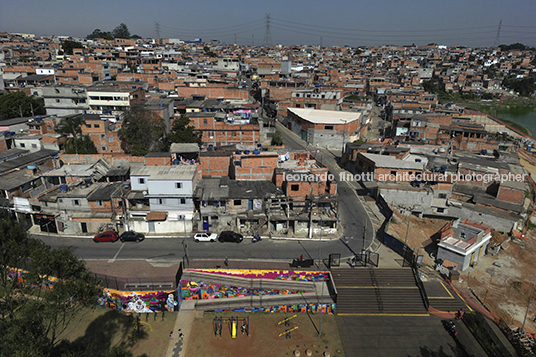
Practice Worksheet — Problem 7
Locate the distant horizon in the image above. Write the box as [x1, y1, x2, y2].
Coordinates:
[1, 0, 535, 48]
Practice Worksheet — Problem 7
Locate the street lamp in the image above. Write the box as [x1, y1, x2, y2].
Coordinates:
[341, 119, 348, 154]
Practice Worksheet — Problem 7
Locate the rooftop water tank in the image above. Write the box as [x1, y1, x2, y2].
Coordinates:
[59, 185, 68, 192]
[253, 150, 260, 155]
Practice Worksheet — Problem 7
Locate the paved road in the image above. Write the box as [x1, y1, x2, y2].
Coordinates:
[34, 234, 355, 264]
[275, 121, 374, 253]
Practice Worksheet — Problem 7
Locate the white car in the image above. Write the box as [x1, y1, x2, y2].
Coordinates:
[193, 232, 217, 242]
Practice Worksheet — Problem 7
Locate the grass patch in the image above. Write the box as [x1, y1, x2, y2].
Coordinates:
[57, 305, 178, 357]
[186, 311, 346, 357]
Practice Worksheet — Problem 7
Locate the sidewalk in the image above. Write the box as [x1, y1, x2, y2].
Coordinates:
[166, 300, 200, 357]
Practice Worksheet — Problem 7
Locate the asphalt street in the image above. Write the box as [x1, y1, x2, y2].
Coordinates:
[35, 234, 354, 264]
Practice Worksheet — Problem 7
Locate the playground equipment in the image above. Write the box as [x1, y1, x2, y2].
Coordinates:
[279, 326, 298, 338]
[278, 314, 297, 326]
[278, 314, 298, 339]
[214, 316, 249, 338]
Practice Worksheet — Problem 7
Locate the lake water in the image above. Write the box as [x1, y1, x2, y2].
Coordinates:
[468, 103, 536, 138]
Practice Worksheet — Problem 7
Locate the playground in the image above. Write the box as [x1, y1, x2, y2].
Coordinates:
[185, 311, 346, 357]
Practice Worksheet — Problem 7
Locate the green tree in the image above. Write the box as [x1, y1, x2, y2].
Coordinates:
[56, 115, 97, 154]
[167, 115, 202, 145]
[271, 130, 283, 146]
[112, 23, 131, 39]
[118, 107, 167, 156]
[87, 29, 113, 41]
[0, 210, 103, 355]
[0, 91, 45, 119]
[502, 75, 535, 97]
[61, 40, 84, 55]
[422, 79, 441, 94]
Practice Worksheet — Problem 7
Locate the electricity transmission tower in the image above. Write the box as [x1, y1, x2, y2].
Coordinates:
[493, 20, 502, 48]
[263, 14, 273, 46]
[154, 22, 161, 39]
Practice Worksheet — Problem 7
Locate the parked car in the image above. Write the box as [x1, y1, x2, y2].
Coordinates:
[120, 231, 145, 243]
[194, 231, 217, 242]
[93, 231, 119, 243]
[218, 231, 243, 243]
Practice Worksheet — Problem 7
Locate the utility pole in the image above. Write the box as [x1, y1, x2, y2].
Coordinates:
[318, 216, 324, 337]
[521, 282, 535, 335]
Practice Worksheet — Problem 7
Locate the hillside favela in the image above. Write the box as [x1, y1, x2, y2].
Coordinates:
[1, 23, 536, 357]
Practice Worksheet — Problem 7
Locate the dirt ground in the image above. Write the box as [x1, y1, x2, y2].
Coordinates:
[58, 305, 177, 357]
[387, 207, 536, 334]
[185, 311, 345, 357]
[386, 210, 450, 267]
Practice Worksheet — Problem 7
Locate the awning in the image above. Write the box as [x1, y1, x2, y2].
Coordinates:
[145, 211, 168, 221]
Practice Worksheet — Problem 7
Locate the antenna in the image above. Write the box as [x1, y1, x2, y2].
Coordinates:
[155, 22, 161, 40]
[493, 20, 502, 48]
[263, 13, 273, 46]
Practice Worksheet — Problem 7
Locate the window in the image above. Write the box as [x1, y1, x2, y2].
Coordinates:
[291, 184, 300, 191]
[29, 125, 34, 130]
[203, 119, 208, 125]
[31, 144, 37, 148]
[234, 199, 241, 206]
[101, 147, 106, 151]
[101, 134, 105, 138]
[47, 126, 52, 131]
[438, 193, 447, 199]
[324, 125, 334, 130]
[94, 124, 100, 128]
[180, 198, 186, 204]
[86, 124, 91, 128]
[108, 137, 113, 143]
[176, 182, 182, 189]
[158, 199, 164, 204]
[73, 199, 80, 206]
[96, 200, 103, 206]
[437, 208, 445, 213]
[19, 143, 25, 148]
[139, 178, 145, 184]
[231, 132, 237, 137]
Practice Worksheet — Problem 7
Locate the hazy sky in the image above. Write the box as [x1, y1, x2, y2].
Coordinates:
[1, 0, 535, 48]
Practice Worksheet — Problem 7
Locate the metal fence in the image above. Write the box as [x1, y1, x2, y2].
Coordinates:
[94, 273, 177, 291]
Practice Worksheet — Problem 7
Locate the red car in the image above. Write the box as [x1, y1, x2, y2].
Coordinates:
[93, 231, 119, 243]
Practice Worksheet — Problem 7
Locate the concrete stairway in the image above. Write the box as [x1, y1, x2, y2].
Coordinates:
[331, 268, 428, 315]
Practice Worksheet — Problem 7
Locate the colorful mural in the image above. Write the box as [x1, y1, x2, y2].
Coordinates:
[97, 288, 177, 313]
[6, 266, 58, 290]
[181, 280, 311, 300]
[187, 269, 328, 282]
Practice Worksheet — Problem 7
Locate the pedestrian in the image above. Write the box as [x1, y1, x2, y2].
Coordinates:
[170, 331, 173, 339]
[179, 331, 184, 341]
[300, 255, 303, 261]
[456, 309, 463, 320]
[224, 257, 228, 267]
